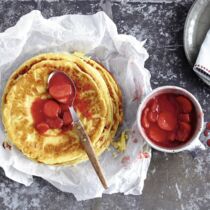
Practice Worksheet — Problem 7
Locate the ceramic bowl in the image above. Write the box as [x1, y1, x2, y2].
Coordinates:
[137, 86, 204, 153]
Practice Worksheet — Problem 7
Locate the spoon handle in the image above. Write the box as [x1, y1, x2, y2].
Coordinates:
[69, 107, 108, 189]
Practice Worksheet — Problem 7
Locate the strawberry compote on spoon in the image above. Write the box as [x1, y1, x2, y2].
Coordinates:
[48, 71, 75, 105]
[31, 71, 74, 134]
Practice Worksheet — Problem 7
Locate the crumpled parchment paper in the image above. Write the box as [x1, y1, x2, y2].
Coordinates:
[0, 11, 152, 201]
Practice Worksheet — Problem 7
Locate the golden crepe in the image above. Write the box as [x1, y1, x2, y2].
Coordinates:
[2, 52, 123, 165]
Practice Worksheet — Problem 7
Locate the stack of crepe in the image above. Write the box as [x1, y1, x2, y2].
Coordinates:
[2, 52, 123, 165]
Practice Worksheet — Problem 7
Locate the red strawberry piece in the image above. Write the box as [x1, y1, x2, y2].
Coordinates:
[148, 125, 166, 143]
[63, 111, 73, 125]
[176, 96, 193, 113]
[157, 112, 177, 131]
[60, 104, 69, 112]
[206, 122, 210, 130]
[158, 94, 176, 113]
[148, 111, 158, 122]
[43, 100, 61, 118]
[168, 132, 176, 142]
[49, 84, 72, 99]
[204, 130, 209, 137]
[141, 107, 150, 128]
[150, 98, 160, 112]
[46, 117, 63, 129]
[179, 114, 190, 123]
[36, 122, 49, 134]
[176, 122, 191, 142]
[207, 139, 210, 147]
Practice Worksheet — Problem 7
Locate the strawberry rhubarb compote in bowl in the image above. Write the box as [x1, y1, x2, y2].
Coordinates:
[137, 86, 204, 153]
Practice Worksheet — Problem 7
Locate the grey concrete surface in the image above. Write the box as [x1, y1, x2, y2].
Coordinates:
[0, 0, 209, 210]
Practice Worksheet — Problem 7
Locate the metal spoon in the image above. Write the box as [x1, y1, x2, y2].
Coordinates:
[48, 71, 108, 189]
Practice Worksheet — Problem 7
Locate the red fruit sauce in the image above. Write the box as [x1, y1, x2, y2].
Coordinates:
[31, 98, 72, 134]
[31, 72, 75, 134]
[48, 71, 75, 105]
[141, 93, 197, 148]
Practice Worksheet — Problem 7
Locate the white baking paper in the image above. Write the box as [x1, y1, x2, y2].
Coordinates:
[0, 11, 152, 201]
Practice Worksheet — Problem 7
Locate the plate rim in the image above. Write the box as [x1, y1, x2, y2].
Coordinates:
[184, 0, 210, 66]
[183, 0, 200, 66]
